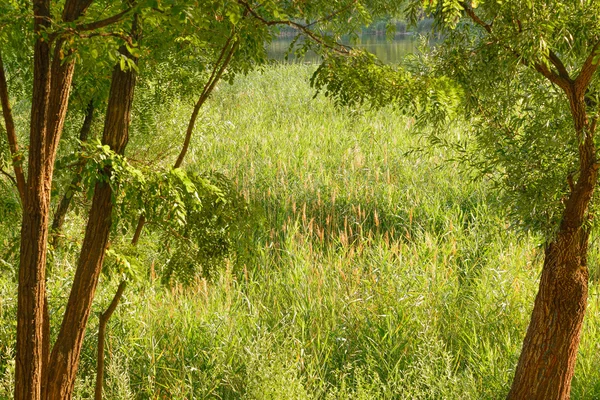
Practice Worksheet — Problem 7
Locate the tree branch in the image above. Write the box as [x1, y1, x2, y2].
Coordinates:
[49, 7, 133, 41]
[459, 1, 491, 33]
[0, 166, 18, 188]
[174, 32, 238, 169]
[460, 2, 572, 92]
[62, 0, 95, 22]
[305, 2, 356, 28]
[237, 0, 350, 55]
[0, 51, 26, 204]
[76, 7, 132, 32]
[549, 50, 571, 82]
[574, 39, 600, 98]
[131, 31, 241, 245]
[94, 280, 127, 400]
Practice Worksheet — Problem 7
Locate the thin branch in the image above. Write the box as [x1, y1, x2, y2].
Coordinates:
[459, 1, 491, 33]
[76, 7, 132, 32]
[0, 51, 26, 204]
[459, 2, 572, 91]
[132, 31, 241, 244]
[237, 0, 350, 54]
[94, 280, 127, 400]
[174, 32, 238, 169]
[305, 2, 356, 28]
[49, 7, 133, 41]
[0, 167, 18, 188]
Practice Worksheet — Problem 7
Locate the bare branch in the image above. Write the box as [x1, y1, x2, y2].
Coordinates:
[0, 166, 18, 188]
[76, 7, 132, 32]
[237, 0, 350, 55]
[0, 51, 26, 204]
[174, 31, 238, 169]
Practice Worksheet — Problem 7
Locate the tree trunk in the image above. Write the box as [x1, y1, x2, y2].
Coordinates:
[15, 2, 95, 399]
[14, 3, 52, 399]
[508, 95, 597, 399]
[94, 281, 127, 400]
[507, 229, 590, 399]
[43, 28, 138, 399]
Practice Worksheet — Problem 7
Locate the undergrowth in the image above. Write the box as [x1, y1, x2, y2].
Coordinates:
[1, 65, 600, 399]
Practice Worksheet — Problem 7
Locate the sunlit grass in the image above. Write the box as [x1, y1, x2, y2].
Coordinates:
[1, 65, 600, 399]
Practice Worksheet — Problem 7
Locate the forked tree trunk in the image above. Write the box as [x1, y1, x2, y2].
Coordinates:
[15, 1, 95, 399]
[43, 23, 138, 399]
[508, 95, 597, 399]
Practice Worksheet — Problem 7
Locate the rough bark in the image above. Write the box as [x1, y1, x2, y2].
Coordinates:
[507, 230, 590, 399]
[14, 2, 52, 399]
[507, 92, 597, 399]
[15, 2, 97, 399]
[94, 281, 127, 400]
[43, 29, 138, 399]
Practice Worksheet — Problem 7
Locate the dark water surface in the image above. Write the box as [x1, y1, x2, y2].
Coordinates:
[267, 35, 421, 64]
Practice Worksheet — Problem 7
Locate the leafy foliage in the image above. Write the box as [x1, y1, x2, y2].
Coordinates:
[69, 140, 247, 284]
[311, 49, 463, 125]
[312, 0, 600, 239]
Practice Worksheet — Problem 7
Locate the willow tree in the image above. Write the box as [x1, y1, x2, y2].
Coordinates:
[314, 1, 600, 398]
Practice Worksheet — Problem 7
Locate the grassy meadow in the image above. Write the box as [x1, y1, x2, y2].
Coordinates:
[2, 65, 600, 399]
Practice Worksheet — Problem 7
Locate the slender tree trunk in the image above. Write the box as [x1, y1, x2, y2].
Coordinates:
[94, 281, 127, 400]
[51, 99, 95, 239]
[131, 34, 239, 240]
[43, 25, 138, 399]
[0, 51, 26, 203]
[508, 95, 597, 399]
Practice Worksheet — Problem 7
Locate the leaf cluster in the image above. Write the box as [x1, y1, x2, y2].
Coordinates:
[73, 140, 247, 284]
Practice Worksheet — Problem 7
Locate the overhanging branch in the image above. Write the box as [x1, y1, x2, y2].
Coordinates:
[237, 0, 350, 55]
[459, 2, 572, 92]
[49, 7, 133, 41]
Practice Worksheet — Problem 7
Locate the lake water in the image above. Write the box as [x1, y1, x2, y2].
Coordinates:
[267, 35, 421, 64]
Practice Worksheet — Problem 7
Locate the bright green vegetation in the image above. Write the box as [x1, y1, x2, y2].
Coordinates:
[2, 65, 600, 399]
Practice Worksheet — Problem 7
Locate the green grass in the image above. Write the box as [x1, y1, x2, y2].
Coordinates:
[2, 64, 600, 399]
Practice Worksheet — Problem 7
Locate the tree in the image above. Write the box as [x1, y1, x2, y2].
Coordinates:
[0, 1, 401, 398]
[313, 1, 600, 398]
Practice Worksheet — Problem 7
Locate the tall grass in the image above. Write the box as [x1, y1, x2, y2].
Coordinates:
[1, 65, 600, 399]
